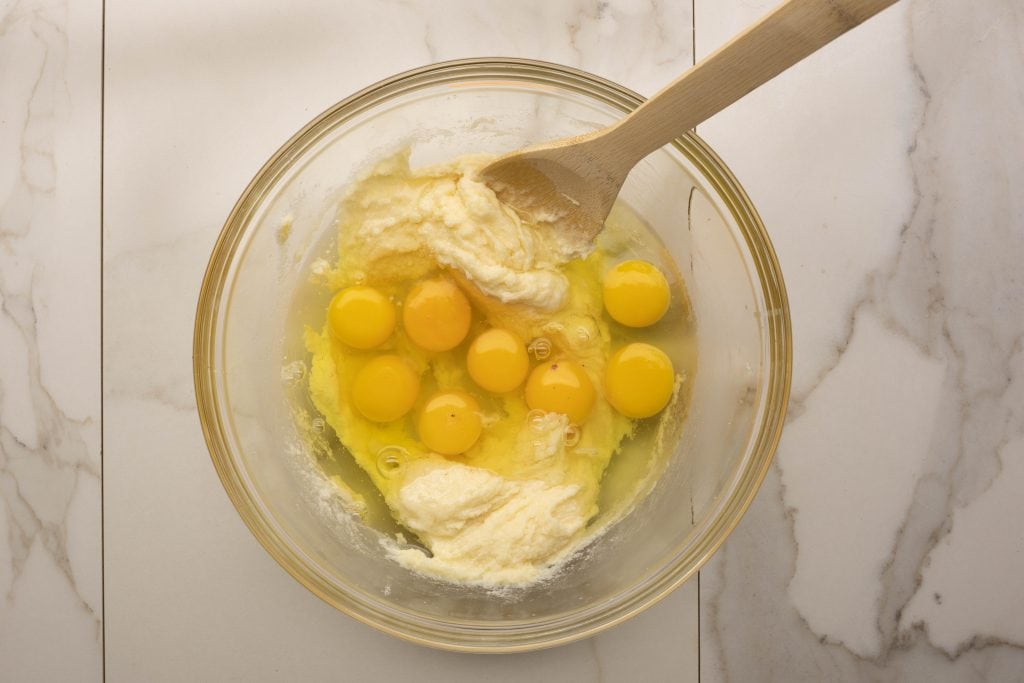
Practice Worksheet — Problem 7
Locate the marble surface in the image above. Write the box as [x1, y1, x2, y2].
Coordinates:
[0, 0, 102, 680]
[1, 0, 1021, 680]
[697, 0, 1024, 679]
[103, 1, 697, 682]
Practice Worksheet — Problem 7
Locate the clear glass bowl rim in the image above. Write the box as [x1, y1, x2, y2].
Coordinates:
[193, 57, 792, 653]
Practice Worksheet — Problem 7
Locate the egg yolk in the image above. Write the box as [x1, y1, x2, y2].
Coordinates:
[603, 260, 670, 328]
[466, 328, 530, 393]
[418, 390, 483, 455]
[403, 278, 472, 352]
[328, 286, 396, 349]
[524, 360, 596, 424]
[605, 343, 675, 418]
[351, 355, 420, 422]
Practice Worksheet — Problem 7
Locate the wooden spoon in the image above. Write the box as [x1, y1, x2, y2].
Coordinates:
[480, 0, 899, 244]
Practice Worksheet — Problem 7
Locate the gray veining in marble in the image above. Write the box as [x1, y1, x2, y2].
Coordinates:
[698, 0, 1024, 679]
[0, 0, 102, 680]
[3, 0, 1022, 679]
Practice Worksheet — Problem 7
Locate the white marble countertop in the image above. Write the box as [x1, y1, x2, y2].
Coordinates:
[2, 0, 1022, 680]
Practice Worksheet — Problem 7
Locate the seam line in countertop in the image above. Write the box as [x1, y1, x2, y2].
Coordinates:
[100, 0, 106, 679]
[692, 0, 700, 679]
[692, 0, 701, 680]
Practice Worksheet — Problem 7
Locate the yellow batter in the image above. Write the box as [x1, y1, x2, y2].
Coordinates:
[304, 151, 676, 586]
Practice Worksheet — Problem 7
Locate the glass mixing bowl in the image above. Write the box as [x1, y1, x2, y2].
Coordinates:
[194, 59, 790, 652]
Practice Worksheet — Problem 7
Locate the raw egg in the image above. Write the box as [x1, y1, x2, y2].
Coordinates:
[467, 328, 530, 393]
[418, 390, 483, 455]
[351, 355, 419, 422]
[605, 343, 675, 418]
[403, 278, 472, 352]
[328, 286, 396, 349]
[524, 359, 595, 424]
[603, 260, 670, 328]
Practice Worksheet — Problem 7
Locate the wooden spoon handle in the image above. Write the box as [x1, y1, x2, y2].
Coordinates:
[604, 0, 900, 164]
